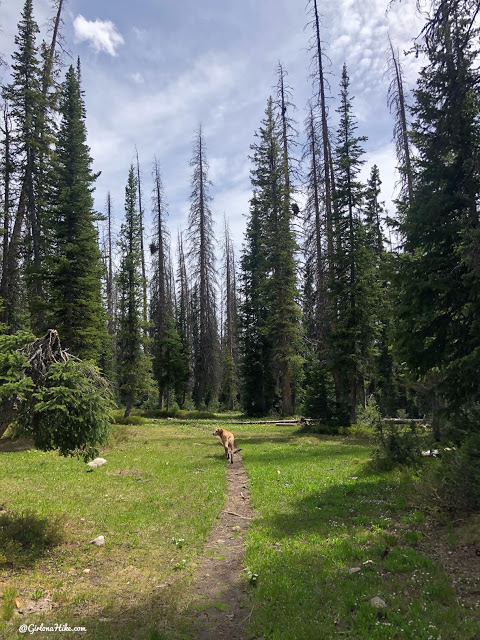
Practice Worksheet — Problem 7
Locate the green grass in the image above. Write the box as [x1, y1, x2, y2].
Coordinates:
[0, 419, 227, 639]
[1, 418, 478, 640]
[237, 424, 480, 640]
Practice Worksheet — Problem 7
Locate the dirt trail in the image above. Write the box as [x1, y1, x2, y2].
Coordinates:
[189, 449, 255, 640]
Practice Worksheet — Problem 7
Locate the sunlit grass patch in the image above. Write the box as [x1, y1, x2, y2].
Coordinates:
[0, 420, 227, 639]
[240, 424, 479, 640]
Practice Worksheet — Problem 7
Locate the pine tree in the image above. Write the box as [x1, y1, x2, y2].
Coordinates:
[186, 127, 219, 407]
[240, 194, 275, 415]
[329, 65, 378, 422]
[307, 0, 335, 281]
[150, 157, 182, 407]
[48, 66, 107, 363]
[241, 99, 302, 415]
[105, 191, 115, 336]
[176, 230, 192, 406]
[1, 0, 43, 328]
[116, 166, 153, 416]
[135, 146, 148, 327]
[1, 0, 64, 330]
[302, 105, 336, 419]
[396, 0, 480, 427]
[219, 219, 239, 410]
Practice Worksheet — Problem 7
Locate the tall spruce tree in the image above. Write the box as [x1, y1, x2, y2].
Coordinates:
[175, 231, 192, 406]
[219, 219, 239, 410]
[302, 105, 336, 419]
[396, 0, 480, 430]
[1, 0, 64, 330]
[48, 66, 107, 363]
[240, 193, 275, 415]
[329, 65, 378, 422]
[116, 166, 152, 416]
[186, 127, 219, 407]
[1, 0, 44, 329]
[241, 98, 301, 416]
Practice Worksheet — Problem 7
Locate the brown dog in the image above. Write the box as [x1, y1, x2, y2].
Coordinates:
[213, 427, 235, 464]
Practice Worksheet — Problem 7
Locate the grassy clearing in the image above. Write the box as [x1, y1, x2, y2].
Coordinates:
[238, 424, 480, 640]
[0, 419, 227, 639]
[1, 417, 478, 639]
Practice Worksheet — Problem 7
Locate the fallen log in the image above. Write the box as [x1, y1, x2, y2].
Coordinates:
[382, 418, 431, 426]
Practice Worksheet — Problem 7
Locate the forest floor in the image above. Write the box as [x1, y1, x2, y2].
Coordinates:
[0, 417, 479, 639]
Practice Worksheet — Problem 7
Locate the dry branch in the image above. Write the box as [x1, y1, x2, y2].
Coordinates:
[21, 329, 77, 384]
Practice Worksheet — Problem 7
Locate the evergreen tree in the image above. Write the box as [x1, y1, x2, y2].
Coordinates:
[1, 0, 44, 329]
[186, 127, 219, 407]
[48, 66, 107, 363]
[219, 219, 239, 410]
[329, 65, 377, 422]
[149, 157, 186, 407]
[116, 166, 152, 416]
[396, 0, 480, 430]
[240, 194, 275, 415]
[156, 316, 189, 410]
[176, 230, 192, 406]
[1, 0, 64, 330]
[241, 99, 302, 415]
[302, 105, 336, 419]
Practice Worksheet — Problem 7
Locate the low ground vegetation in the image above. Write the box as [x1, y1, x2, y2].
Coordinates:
[0, 417, 478, 639]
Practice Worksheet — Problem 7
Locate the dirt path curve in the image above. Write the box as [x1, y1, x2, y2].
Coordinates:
[189, 449, 255, 640]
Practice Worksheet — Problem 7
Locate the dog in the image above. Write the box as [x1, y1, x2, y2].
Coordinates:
[213, 427, 235, 464]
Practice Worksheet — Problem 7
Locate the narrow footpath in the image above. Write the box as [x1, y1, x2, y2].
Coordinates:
[190, 450, 255, 640]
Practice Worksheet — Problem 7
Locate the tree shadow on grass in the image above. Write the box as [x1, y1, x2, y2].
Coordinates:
[0, 510, 65, 568]
[0, 437, 34, 453]
[262, 473, 402, 540]
[1, 580, 250, 640]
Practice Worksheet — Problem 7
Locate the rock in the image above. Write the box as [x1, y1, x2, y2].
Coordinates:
[348, 567, 361, 574]
[370, 596, 387, 609]
[90, 535, 105, 546]
[83, 569, 91, 574]
[87, 458, 107, 469]
[362, 560, 374, 566]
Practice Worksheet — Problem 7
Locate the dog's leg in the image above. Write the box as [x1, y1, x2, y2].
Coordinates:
[230, 443, 234, 464]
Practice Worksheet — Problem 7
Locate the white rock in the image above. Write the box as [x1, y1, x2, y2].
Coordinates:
[87, 458, 107, 468]
[370, 596, 387, 609]
[90, 535, 105, 546]
[348, 567, 361, 574]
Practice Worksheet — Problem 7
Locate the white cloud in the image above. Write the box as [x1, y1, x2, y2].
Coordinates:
[73, 14, 124, 56]
[130, 72, 145, 85]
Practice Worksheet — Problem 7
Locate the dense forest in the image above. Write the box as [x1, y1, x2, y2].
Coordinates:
[0, 0, 479, 458]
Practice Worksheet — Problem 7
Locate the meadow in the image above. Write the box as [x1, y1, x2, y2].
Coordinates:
[0, 417, 479, 639]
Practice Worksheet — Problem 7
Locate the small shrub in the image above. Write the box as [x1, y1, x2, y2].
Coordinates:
[114, 415, 146, 426]
[0, 511, 64, 566]
[373, 421, 426, 469]
[356, 398, 382, 430]
[177, 410, 217, 420]
[298, 421, 340, 435]
[435, 432, 480, 512]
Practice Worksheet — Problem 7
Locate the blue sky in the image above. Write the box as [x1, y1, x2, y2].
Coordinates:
[0, 0, 425, 260]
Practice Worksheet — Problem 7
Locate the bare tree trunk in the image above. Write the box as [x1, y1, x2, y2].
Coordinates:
[106, 192, 114, 335]
[135, 147, 148, 327]
[312, 0, 334, 281]
[388, 37, 414, 206]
